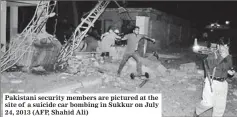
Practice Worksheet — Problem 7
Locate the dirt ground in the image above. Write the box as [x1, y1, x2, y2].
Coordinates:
[1, 48, 237, 117]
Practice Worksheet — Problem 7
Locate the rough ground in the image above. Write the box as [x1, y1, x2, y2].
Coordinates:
[1, 48, 237, 117]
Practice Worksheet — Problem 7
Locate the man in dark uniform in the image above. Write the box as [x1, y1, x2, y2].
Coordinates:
[193, 37, 236, 117]
[117, 26, 156, 77]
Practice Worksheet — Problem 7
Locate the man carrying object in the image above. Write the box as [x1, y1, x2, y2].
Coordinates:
[193, 37, 235, 117]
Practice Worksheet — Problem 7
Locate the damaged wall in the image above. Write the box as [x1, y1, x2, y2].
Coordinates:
[98, 8, 191, 52]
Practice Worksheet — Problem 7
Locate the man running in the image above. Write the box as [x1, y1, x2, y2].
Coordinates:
[117, 26, 156, 77]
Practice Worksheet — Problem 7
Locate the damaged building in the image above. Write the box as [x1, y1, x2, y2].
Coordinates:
[98, 8, 191, 53]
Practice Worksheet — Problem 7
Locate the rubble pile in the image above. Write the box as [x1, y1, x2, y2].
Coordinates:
[5, 32, 62, 73]
[56, 50, 205, 94]
[125, 58, 168, 78]
[31, 33, 62, 71]
[8, 34, 35, 67]
[64, 52, 134, 91]
[66, 54, 101, 76]
[100, 73, 140, 92]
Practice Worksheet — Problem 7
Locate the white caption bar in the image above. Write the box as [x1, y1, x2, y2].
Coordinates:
[3, 93, 162, 117]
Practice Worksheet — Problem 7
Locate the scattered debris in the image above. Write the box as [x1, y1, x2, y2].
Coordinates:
[233, 91, 237, 97]
[58, 73, 73, 79]
[158, 53, 181, 59]
[153, 51, 159, 60]
[166, 69, 177, 76]
[187, 85, 197, 91]
[197, 70, 204, 75]
[174, 71, 187, 78]
[156, 63, 168, 76]
[1, 75, 9, 83]
[31, 66, 48, 75]
[126, 58, 168, 78]
[72, 88, 82, 93]
[10, 79, 22, 84]
[8, 73, 17, 78]
[17, 89, 25, 93]
[9, 89, 19, 93]
[180, 62, 197, 73]
[165, 59, 172, 63]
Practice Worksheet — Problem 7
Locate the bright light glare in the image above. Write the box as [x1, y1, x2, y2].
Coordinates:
[193, 45, 200, 52]
[225, 21, 230, 24]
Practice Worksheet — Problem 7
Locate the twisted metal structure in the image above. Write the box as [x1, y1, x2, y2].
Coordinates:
[1, 1, 57, 72]
[57, 1, 111, 67]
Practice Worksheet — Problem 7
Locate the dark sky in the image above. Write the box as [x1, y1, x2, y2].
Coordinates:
[126, 1, 237, 28]
[17, 1, 237, 38]
[64, 1, 237, 29]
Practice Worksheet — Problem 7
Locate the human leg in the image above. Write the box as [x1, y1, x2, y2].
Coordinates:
[195, 102, 212, 116]
[131, 52, 142, 76]
[194, 77, 214, 116]
[212, 81, 228, 117]
[117, 53, 131, 76]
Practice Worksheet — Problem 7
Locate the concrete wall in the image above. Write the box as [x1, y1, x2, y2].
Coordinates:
[99, 9, 139, 32]
[99, 8, 191, 51]
[147, 20, 168, 51]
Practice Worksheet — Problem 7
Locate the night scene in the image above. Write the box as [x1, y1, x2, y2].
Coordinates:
[1, 1, 237, 117]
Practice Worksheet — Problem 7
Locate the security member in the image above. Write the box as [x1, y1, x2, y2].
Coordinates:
[193, 37, 235, 117]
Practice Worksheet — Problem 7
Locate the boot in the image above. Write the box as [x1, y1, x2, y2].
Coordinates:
[193, 110, 199, 117]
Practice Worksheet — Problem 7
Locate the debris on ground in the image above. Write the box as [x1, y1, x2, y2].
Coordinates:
[197, 70, 204, 75]
[1, 51, 237, 116]
[58, 73, 74, 79]
[31, 66, 48, 75]
[187, 85, 197, 91]
[126, 58, 168, 78]
[66, 54, 100, 75]
[180, 62, 198, 73]
[233, 91, 237, 97]
[17, 89, 25, 93]
[1, 75, 9, 83]
[146, 53, 181, 59]
[10, 79, 22, 84]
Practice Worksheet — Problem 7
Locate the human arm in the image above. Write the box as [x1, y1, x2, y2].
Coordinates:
[114, 33, 122, 39]
[120, 34, 129, 40]
[141, 35, 156, 43]
[226, 55, 235, 78]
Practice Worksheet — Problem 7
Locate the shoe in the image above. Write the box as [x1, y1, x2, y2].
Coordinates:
[193, 110, 199, 117]
[130, 73, 135, 80]
[144, 72, 149, 78]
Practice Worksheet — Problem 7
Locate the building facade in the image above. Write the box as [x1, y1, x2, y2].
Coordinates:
[98, 8, 191, 52]
[1, 0, 38, 52]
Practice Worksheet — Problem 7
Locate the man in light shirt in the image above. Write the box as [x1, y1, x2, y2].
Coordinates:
[193, 37, 235, 117]
[99, 26, 121, 58]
